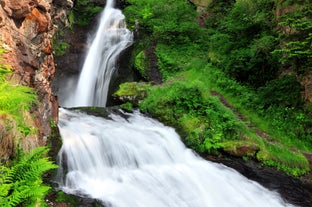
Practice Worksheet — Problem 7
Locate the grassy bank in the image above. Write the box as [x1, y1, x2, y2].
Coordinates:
[138, 54, 310, 176]
[121, 0, 312, 176]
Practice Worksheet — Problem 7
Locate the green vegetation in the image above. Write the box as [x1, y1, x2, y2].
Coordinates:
[53, 40, 69, 57]
[123, 0, 312, 176]
[53, 0, 104, 57]
[134, 51, 149, 79]
[0, 49, 57, 206]
[71, 0, 102, 26]
[0, 50, 37, 136]
[114, 82, 150, 98]
[0, 147, 57, 207]
[54, 191, 79, 206]
[273, 2, 312, 73]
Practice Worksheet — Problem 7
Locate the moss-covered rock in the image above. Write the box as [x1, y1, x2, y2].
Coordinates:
[134, 45, 162, 84]
[113, 82, 151, 105]
[223, 141, 260, 158]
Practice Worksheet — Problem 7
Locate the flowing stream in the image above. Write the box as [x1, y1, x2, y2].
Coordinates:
[56, 0, 296, 206]
[57, 108, 295, 207]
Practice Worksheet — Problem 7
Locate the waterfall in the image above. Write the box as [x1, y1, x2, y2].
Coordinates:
[67, 0, 133, 107]
[56, 108, 295, 207]
[56, 0, 297, 206]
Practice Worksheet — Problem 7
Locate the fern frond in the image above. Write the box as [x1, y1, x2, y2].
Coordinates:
[0, 183, 11, 197]
[0, 146, 58, 207]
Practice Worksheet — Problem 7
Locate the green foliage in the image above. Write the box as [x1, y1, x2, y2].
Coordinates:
[156, 43, 207, 80]
[120, 102, 134, 112]
[55, 191, 79, 205]
[139, 55, 311, 174]
[204, 0, 234, 29]
[199, 63, 312, 149]
[0, 52, 37, 136]
[72, 0, 102, 26]
[52, 23, 70, 57]
[139, 80, 246, 153]
[124, 0, 205, 44]
[205, 0, 280, 87]
[125, 0, 312, 175]
[273, 3, 312, 73]
[53, 41, 69, 57]
[0, 147, 58, 207]
[134, 51, 148, 79]
[257, 142, 310, 176]
[257, 75, 303, 108]
[114, 82, 150, 97]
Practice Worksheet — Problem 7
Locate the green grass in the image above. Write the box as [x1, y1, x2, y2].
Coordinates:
[257, 141, 310, 176]
[135, 43, 312, 176]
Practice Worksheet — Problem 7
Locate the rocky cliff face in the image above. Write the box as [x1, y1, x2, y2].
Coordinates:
[0, 0, 72, 154]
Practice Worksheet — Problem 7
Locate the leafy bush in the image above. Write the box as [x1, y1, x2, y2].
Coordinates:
[257, 75, 303, 108]
[139, 80, 246, 153]
[206, 0, 279, 87]
[0, 147, 57, 207]
[125, 0, 206, 45]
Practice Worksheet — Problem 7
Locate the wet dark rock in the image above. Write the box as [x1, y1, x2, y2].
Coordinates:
[208, 155, 312, 207]
[46, 190, 105, 207]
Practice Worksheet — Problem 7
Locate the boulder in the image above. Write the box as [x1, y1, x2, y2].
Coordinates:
[113, 82, 150, 105]
[223, 141, 260, 158]
[0, 0, 38, 19]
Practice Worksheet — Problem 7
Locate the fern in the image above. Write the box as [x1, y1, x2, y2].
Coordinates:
[0, 147, 58, 207]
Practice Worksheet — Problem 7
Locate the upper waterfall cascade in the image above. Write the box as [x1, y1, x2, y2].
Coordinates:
[56, 0, 297, 206]
[64, 0, 133, 107]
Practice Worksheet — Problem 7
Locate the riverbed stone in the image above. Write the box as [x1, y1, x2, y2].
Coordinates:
[222, 141, 260, 158]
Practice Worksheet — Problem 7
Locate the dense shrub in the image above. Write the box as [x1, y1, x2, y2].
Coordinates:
[257, 75, 303, 108]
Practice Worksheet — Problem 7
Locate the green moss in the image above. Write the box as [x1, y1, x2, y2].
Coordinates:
[52, 29, 69, 57]
[71, 107, 110, 118]
[257, 142, 310, 176]
[134, 51, 149, 79]
[55, 191, 79, 205]
[114, 82, 151, 103]
[53, 41, 69, 57]
[119, 102, 134, 112]
[223, 140, 260, 157]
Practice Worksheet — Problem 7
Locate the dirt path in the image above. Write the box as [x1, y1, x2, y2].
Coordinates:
[210, 90, 312, 172]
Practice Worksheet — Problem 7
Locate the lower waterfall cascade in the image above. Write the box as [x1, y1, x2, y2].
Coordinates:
[56, 108, 296, 207]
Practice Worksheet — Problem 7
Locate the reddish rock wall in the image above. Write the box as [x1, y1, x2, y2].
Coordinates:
[0, 0, 69, 153]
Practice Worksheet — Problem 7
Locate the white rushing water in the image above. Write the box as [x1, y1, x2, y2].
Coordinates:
[56, 0, 296, 206]
[66, 0, 133, 107]
[56, 108, 295, 207]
